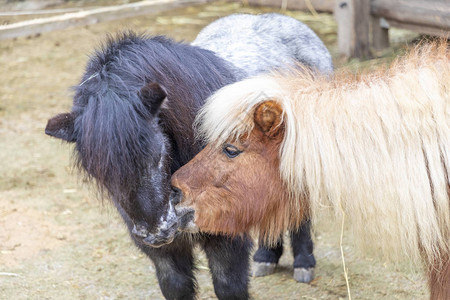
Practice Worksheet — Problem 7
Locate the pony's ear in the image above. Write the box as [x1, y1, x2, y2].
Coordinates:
[254, 100, 284, 137]
[45, 113, 76, 142]
[138, 82, 167, 115]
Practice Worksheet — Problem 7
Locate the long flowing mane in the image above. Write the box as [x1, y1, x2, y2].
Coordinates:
[72, 32, 239, 198]
[196, 42, 450, 265]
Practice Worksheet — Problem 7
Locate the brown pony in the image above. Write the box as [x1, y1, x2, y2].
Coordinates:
[170, 42, 450, 300]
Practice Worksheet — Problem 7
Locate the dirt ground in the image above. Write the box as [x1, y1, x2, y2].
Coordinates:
[0, 1, 429, 299]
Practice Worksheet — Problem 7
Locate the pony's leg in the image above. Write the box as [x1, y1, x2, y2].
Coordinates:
[116, 202, 197, 300]
[252, 239, 283, 277]
[428, 253, 450, 300]
[290, 220, 316, 283]
[201, 234, 252, 300]
[132, 234, 197, 300]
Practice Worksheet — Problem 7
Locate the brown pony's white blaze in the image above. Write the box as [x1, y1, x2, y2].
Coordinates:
[171, 42, 450, 300]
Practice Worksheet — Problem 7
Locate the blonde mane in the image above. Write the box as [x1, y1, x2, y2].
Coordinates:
[196, 42, 450, 265]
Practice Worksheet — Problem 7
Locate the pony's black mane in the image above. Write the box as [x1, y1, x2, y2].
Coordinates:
[71, 31, 240, 198]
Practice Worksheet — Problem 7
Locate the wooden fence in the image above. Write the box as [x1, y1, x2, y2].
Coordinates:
[0, 0, 213, 40]
[248, 0, 450, 57]
[1, 0, 449, 57]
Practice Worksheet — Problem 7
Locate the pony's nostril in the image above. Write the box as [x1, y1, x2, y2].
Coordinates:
[170, 186, 182, 205]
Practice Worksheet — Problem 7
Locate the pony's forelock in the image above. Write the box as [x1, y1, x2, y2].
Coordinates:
[194, 75, 290, 147]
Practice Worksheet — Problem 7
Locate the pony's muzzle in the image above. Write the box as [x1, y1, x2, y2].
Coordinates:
[142, 221, 179, 248]
[170, 186, 182, 205]
[170, 186, 198, 233]
[141, 200, 180, 247]
[132, 222, 149, 238]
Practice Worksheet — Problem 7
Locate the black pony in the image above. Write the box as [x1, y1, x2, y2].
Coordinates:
[45, 12, 333, 297]
[46, 33, 251, 299]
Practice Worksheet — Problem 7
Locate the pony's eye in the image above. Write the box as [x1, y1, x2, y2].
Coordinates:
[223, 144, 242, 158]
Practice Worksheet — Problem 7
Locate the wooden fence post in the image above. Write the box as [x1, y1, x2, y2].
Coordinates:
[335, 0, 371, 58]
[371, 16, 389, 51]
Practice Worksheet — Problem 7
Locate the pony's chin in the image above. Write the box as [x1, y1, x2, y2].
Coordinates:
[175, 206, 198, 233]
[141, 218, 180, 248]
[142, 233, 177, 248]
[140, 207, 197, 247]
[178, 221, 199, 234]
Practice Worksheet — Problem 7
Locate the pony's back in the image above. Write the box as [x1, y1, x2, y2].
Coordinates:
[193, 13, 333, 77]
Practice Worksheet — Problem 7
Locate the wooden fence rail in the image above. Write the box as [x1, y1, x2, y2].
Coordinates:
[336, 0, 450, 57]
[247, 0, 334, 12]
[0, 0, 212, 40]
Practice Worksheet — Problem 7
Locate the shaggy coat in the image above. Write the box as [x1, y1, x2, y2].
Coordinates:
[196, 43, 450, 263]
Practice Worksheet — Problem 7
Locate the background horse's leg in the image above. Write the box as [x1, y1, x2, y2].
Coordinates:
[253, 239, 283, 277]
[252, 221, 315, 283]
[291, 220, 315, 283]
[201, 235, 252, 300]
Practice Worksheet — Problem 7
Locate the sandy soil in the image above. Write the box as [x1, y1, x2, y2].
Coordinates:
[0, 1, 428, 299]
